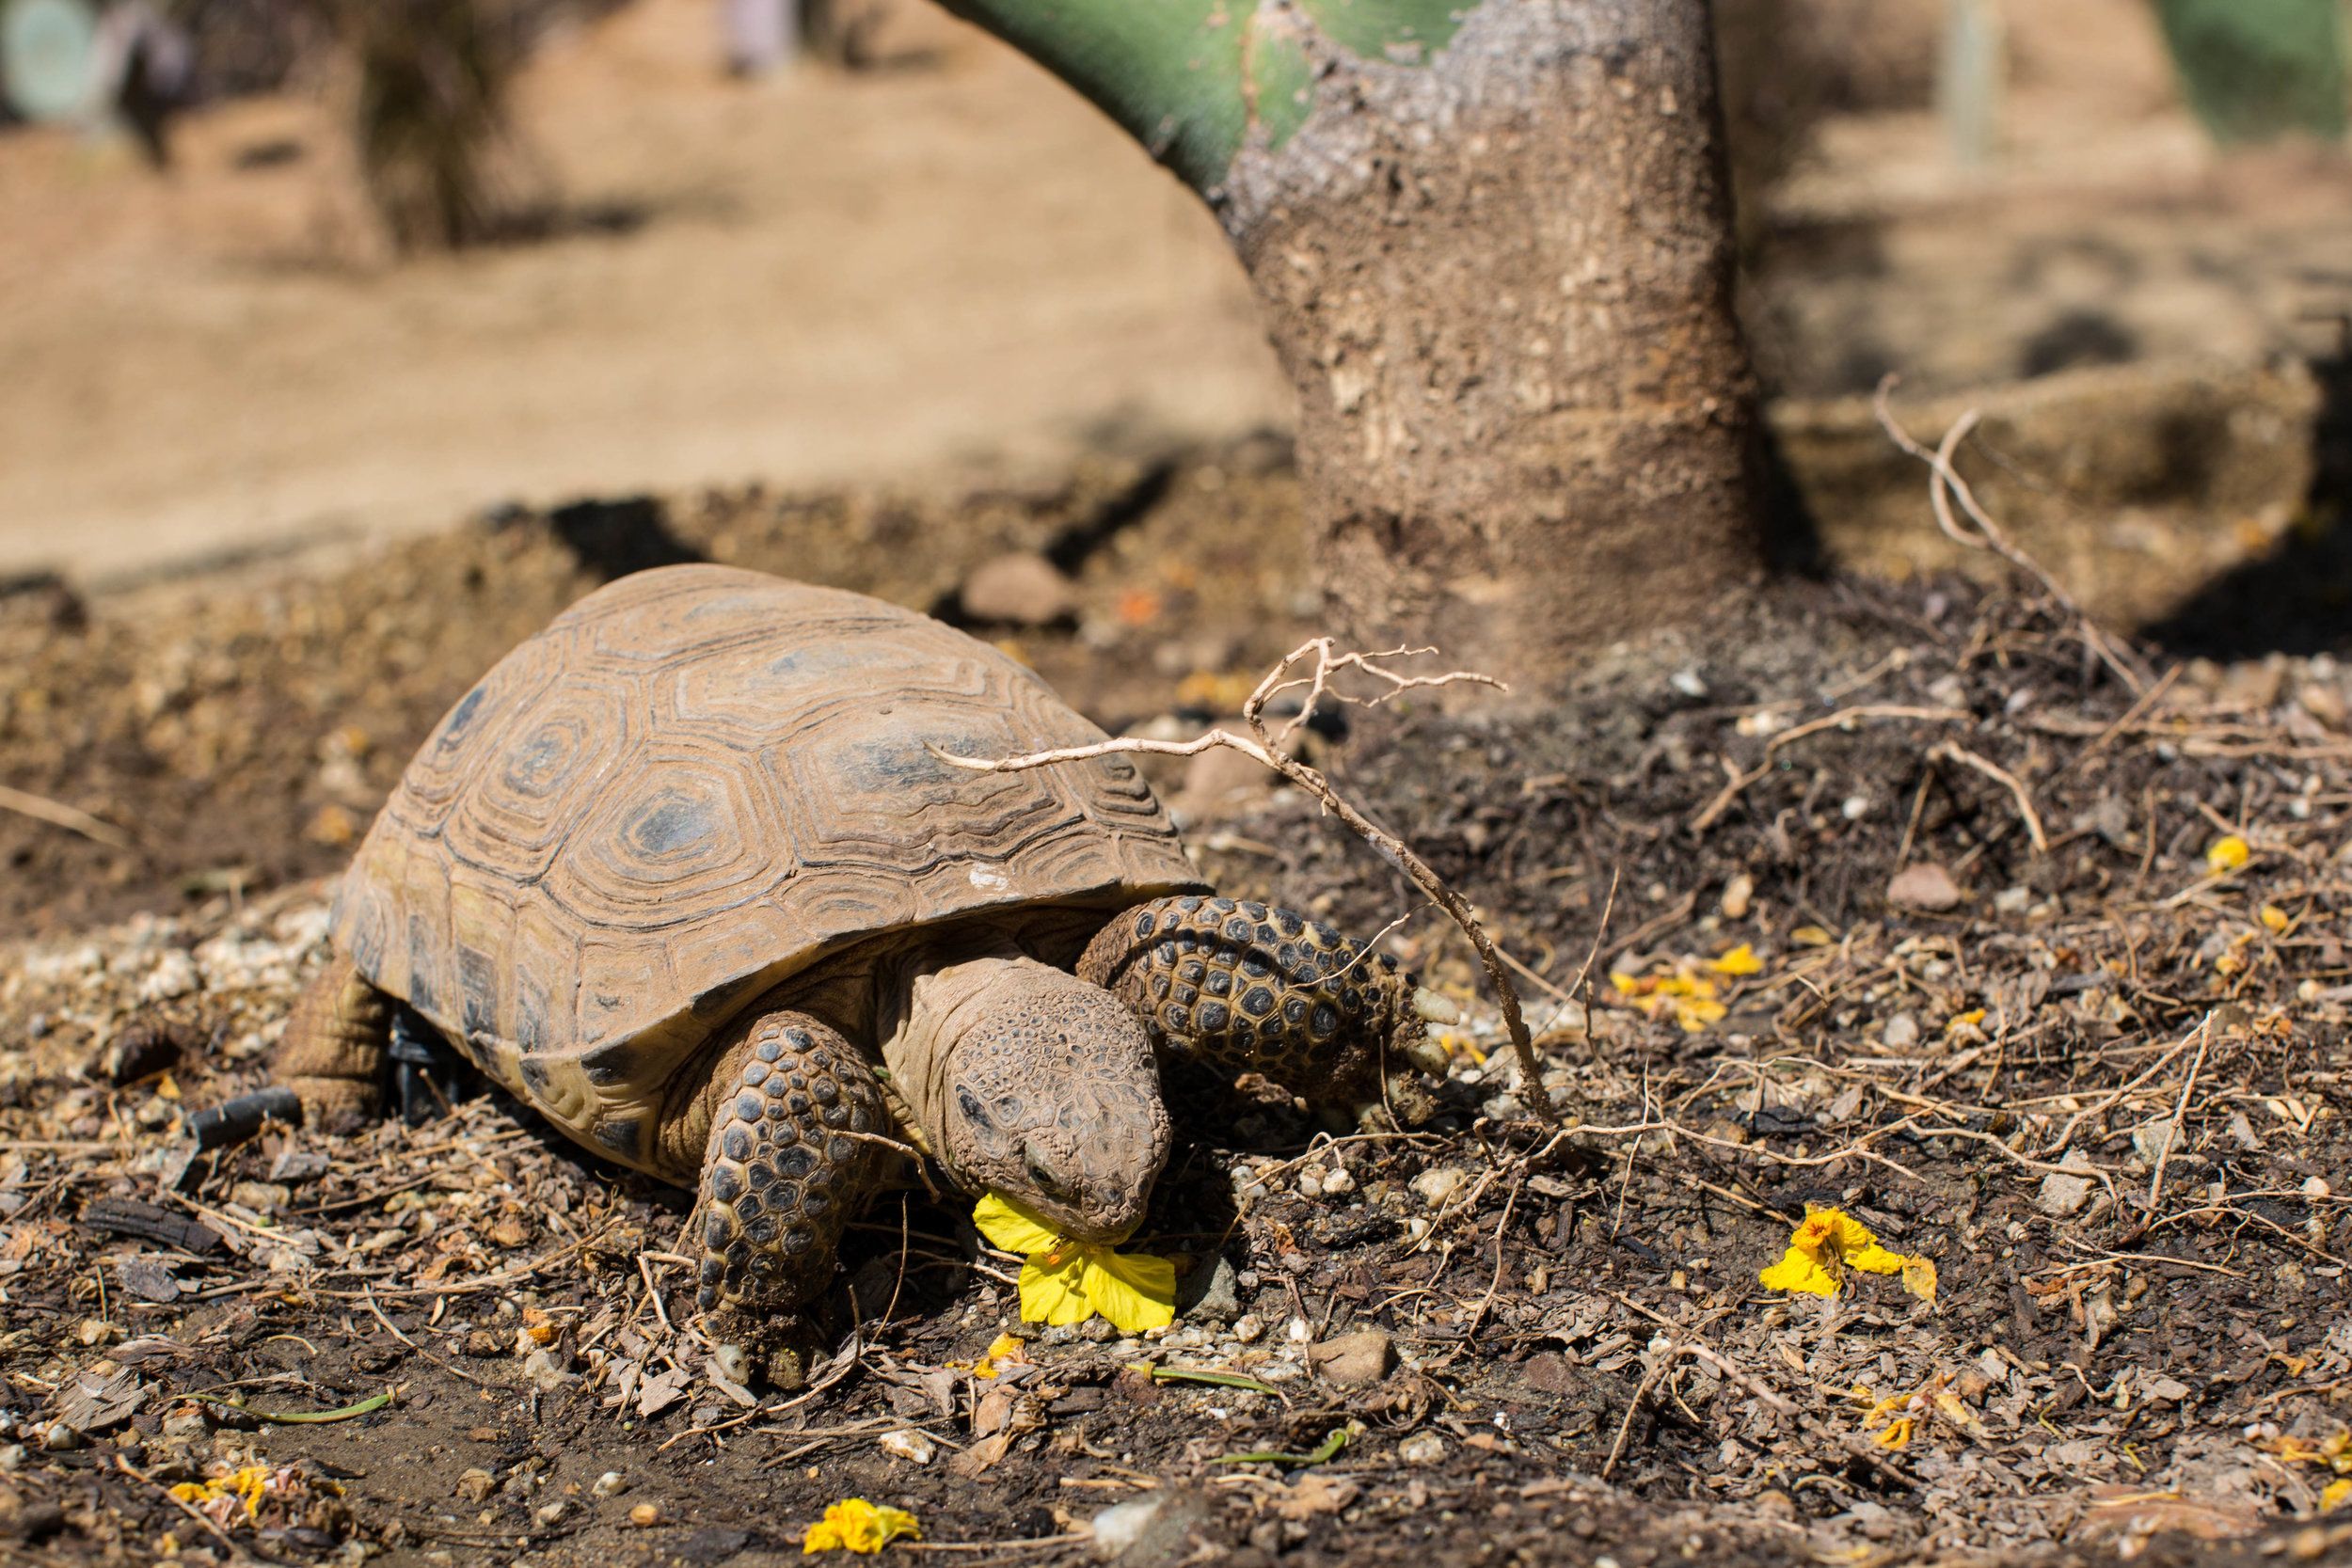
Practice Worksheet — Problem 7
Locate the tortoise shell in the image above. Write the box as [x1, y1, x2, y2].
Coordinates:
[330, 564, 1202, 1172]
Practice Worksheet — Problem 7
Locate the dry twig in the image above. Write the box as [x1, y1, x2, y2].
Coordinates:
[0, 783, 135, 850]
[1872, 376, 2150, 694]
[1689, 706, 1969, 834]
[1930, 741, 2048, 854]
[933, 639, 1557, 1121]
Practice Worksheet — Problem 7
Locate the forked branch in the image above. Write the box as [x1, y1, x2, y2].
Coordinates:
[933, 640, 1557, 1122]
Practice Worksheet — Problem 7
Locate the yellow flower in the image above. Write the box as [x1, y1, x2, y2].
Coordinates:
[1610, 970, 1726, 1034]
[960, 1332, 1027, 1379]
[2206, 834, 2251, 873]
[1759, 1207, 1934, 1304]
[1707, 943, 1764, 976]
[803, 1499, 921, 1555]
[168, 1466, 272, 1523]
[973, 1194, 1175, 1334]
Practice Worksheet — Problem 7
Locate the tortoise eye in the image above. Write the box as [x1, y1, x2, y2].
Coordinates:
[1023, 1148, 1069, 1199]
[956, 1087, 989, 1127]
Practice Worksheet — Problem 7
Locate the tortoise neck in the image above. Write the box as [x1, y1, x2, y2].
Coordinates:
[876, 935, 1032, 1167]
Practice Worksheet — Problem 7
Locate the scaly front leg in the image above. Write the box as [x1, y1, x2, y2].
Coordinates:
[693, 1009, 891, 1382]
[1077, 896, 1456, 1118]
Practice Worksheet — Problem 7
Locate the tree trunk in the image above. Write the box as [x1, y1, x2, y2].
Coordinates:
[937, 0, 1763, 686]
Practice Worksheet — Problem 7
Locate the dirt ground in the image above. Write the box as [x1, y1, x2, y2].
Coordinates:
[0, 0, 1284, 587]
[8, 450, 2352, 1565]
[3, 0, 2351, 589]
[8, 2, 2352, 1563]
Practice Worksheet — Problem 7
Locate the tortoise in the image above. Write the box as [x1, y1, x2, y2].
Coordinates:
[272, 564, 1452, 1346]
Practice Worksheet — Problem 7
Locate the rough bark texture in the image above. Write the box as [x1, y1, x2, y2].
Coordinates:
[937, 0, 1765, 686]
[1216, 2, 1760, 686]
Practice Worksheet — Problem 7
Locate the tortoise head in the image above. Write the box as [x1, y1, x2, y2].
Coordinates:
[900, 955, 1168, 1243]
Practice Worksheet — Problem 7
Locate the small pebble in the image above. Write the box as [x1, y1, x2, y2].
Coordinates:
[879, 1429, 937, 1465]
[1090, 1497, 1165, 1560]
[1410, 1167, 1466, 1207]
[629, 1503, 660, 1528]
[2037, 1172, 2093, 1217]
[0, 1444, 25, 1472]
[1320, 1167, 1356, 1196]
[1720, 873, 1754, 920]
[592, 1470, 628, 1497]
[1398, 1431, 1447, 1466]
[532, 1499, 568, 1528]
[522, 1348, 574, 1392]
[1230, 1313, 1263, 1344]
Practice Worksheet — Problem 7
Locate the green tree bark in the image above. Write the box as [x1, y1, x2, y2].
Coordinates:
[937, 0, 1764, 685]
[2153, 0, 2346, 146]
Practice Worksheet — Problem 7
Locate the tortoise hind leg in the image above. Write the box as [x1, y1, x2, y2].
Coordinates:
[693, 1008, 892, 1381]
[277, 955, 395, 1130]
[1078, 896, 1455, 1119]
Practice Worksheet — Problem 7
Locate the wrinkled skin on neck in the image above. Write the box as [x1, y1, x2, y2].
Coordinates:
[882, 944, 1169, 1243]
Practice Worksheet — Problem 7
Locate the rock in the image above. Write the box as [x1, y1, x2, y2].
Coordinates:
[1230, 1313, 1263, 1344]
[532, 1499, 568, 1528]
[1887, 863, 1963, 912]
[592, 1470, 628, 1497]
[1994, 886, 2031, 915]
[1881, 1013, 1920, 1050]
[1089, 1497, 1164, 1560]
[2132, 1118, 2177, 1166]
[522, 1349, 575, 1393]
[629, 1503, 660, 1528]
[0, 1445, 24, 1473]
[228, 1181, 291, 1215]
[1089, 1491, 1213, 1565]
[454, 1469, 497, 1504]
[2037, 1172, 2094, 1217]
[138, 951, 199, 1004]
[709, 1342, 752, 1386]
[160, 1409, 208, 1442]
[1177, 1256, 1239, 1323]
[268, 1149, 330, 1185]
[878, 1429, 937, 1465]
[960, 553, 1077, 626]
[1720, 873, 1754, 921]
[40, 1422, 86, 1452]
[1397, 1431, 1447, 1466]
[116, 1257, 182, 1304]
[1410, 1167, 1467, 1207]
[1307, 1330, 1394, 1387]
[1523, 1353, 1577, 1395]
[1320, 1167, 1356, 1196]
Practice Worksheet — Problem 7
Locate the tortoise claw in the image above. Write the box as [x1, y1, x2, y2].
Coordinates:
[387, 1010, 468, 1126]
